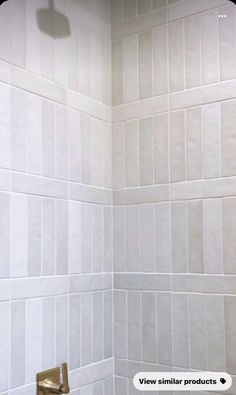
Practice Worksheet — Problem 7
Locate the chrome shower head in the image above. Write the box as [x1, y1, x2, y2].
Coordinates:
[0, 0, 8, 5]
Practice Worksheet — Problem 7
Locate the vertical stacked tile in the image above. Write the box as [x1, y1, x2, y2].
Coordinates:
[112, 0, 236, 394]
[0, 1, 113, 394]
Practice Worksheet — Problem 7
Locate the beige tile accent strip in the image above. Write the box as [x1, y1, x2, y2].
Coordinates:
[170, 79, 236, 110]
[112, 79, 236, 122]
[112, 94, 168, 122]
[68, 90, 111, 122]
[113, 176, 236, 205]
[69, 182, 113, 205]
[112, 7, 167, 40]
[114, 273, 171, 291]
[69, 273, 112, 293]
[113, 184, 170, 205]
[0, 60, 111, 122]
[9, 172, 112, 205]
[114, 273, 236, 295]
[0, 274, 112, 302]
[171, 177, 236, 201]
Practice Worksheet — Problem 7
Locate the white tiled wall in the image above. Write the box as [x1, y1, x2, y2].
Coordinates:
[112, 1, 236, 395]
[0, 0, 113, 394]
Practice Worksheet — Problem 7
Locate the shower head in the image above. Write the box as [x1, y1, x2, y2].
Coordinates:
[37, 0, 71, 38]
[229, 0, 236, 3]
[0, 0, 8, 5]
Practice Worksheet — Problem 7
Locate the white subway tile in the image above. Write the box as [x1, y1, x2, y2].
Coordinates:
[69, 202, 81, 274]
[127, 291, 141, 361]
[201, 10, 219, 85]
[81, 203, 92, 273]
[42, 198, 55, 276]
[81, 113, 92, 185]
[104, 291, 113, 359]
[186, 107, 203, 181]
[10, 301, 25, 388]
[153, 24, 168, 96]
[25, 299, 42, 383]
[189, 294, 207, 370]
[123, 0, 137, 19]
[225, 296, 236, 374]
[0, 192, 10, 278]
[185, 15, 201, 88]
[28, 196, 41, 276]
[80, 293, 93, 366]
[42, 297, 55, 370]
[112, 122, 126, 189]
[142, 292, 157, 363]
[79, 25, 90, 97]
[112, 40, 123, 105]
[0, 82, 10, 169]
[11, 194, 28, 278]
[203, 103, 221, 179]
[42, 99, 55, 178]
[25, 93, 42, 175]
[139, 117, 154, 186]
[114, 291, 127, 359]
[139, 30, 153, 99]
[124, 35, 138, 103]
[222, 198, 236, 274]
[56, 295, 68, 364]
[156, 203, 171, 273]
[138, 0, 152, 15]
[93, 292, 104, 362]
[115, 377, 128, 395]
[172, 202, 187, 273]
[56, 200, 68, 275]
[92, 205, 103, 273]
[11, 88, 27, 172]
[188, 200, 204, 273]
[103, 206, 113, 272]
[169, 20, 184, 92]
[154, 113, 169, 184]
[25, 0, 40, 75]
[222, 100, 236, 177]
[207, 295, 226, 371]
[156, 293, 172, 365]
[219, 4, 236, 81]
[173, 294, 189, 368]
[204, 199, 223, 274]
[69, 294, 81, 369]
[68, 109, 81, 183]
[0, 302, 9, 392]
[170, 110, 186, 182]
[55, 104, 68, 180]
[125, 120, 139, 187]
[113, 206, 126, 272]
[126, 206, 140, 272]
[140, 205, 155, 272]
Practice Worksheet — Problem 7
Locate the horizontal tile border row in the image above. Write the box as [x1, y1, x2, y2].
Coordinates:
[0, 170, 113, 205]
[0, 61, 111, 123]
[0, 273, 112, 301]
[5, 172, 236, 205]
[113, 177, 236, 205]
[114, 273, 236, 294]
[112, 0, 228, 39]
[112, 79, 236, 122]
[8, 359, 113, 395]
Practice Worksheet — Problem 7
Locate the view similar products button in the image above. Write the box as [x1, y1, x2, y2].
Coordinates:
[133, 372, 232, 392]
